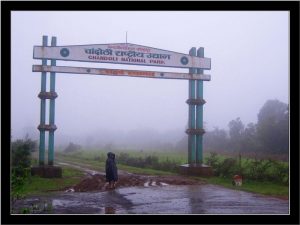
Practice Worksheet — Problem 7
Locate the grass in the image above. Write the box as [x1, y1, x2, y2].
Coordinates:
[57, 149, 188, 164]
[205, 176, 289, 198]
[57, 152, 175, 176]
[57, 149, 288, 167]
[117, 164, 175, 175]
[117, 150, 187, 164]
[58, 154, 106, 172]
[12, 166, 85, 198]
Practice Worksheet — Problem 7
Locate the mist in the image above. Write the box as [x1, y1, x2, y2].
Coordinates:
[11, 11, 289, 151]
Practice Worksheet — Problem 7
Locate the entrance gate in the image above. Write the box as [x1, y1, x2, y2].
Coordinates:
[31, 36, 212, 177]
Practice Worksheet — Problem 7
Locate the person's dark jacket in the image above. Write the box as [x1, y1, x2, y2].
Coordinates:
[105, 152, 118, 182]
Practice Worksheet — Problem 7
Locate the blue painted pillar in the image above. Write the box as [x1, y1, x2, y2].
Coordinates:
[188, 47, 197, 164]
[38, 36, 48, 166]
[48, 36, 57, 166]
[196, 47, 205, 164]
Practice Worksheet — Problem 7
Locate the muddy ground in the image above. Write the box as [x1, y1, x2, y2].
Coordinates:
[57, 161, 205, 192]
[66, 173, 205, 192]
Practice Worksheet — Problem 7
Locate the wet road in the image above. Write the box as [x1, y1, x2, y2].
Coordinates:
[12, 184, 289, 214]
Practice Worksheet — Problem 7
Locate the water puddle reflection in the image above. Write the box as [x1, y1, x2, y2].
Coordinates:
[12, 184, 289, 214]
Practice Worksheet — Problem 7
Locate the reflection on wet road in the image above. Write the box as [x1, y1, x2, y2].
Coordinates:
[12, 184, 289, 214]
[118, 185, 288, 214]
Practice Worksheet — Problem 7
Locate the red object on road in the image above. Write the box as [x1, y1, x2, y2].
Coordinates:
[233, 175, 243, 186]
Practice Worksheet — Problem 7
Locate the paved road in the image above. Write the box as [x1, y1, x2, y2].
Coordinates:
[12, 184, 289, 214]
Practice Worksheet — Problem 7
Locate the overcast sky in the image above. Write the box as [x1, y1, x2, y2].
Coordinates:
[11, 11, 289, 141]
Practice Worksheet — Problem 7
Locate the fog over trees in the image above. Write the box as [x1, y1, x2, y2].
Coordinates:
[16, 99, 289, 159]
[203, 99, 289, 157]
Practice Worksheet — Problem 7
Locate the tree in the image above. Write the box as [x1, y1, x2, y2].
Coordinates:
[12, 139, 33, 169]
[256, 99, 288, 153]
[228, 117, 245, 152]
[11, 138, 36, 189]
[241, 123, 260, 153]
[228, 117, 244, 140]
[204, 127, 229, 152]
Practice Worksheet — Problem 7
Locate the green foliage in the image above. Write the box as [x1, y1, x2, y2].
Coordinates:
[206, 152, 219, 167]
[117, 164, 175, 175]
[217, 158, 239, 178]
[11, 138, 37, 197]
[21, 207, 31, 214]
[205, 152, 220, 175]
[12, 139, 35, 170]
[267, 159, 289, 185]
[11, 168, 30, 188]
[205, 153, 241, 178]
[13, 166, 85, 197]
[246, 158, 273, 181]
[117, 152, 178, 172]
[207, 176, 289, 197]
[205, 152, 288, 185]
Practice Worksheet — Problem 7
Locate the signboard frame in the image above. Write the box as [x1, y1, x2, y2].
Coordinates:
[33, 43, 211, 70]
[32, 65, 211, 81]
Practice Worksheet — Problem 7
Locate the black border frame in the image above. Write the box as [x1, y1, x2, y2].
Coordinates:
[1, 1, 299, 224]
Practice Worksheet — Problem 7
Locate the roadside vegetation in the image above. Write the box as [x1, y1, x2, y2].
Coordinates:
[11, 138, 85, 199]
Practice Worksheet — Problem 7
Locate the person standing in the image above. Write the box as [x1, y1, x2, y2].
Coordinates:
[105, 152, 118, 189]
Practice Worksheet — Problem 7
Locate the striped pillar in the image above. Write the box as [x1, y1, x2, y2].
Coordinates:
[187, 47, 197, 164]
[196, 47, 205, 164]
[48, 36, 57, 166]
[37, 35, 58, 166]
[38, 36, 48, 166]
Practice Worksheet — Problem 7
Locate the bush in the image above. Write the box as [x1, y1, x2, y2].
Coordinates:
[217, 158, 239, 178]
[204, 153, 288, 185]
[246, 158, 272, 181]
[11, 138, 36, 196]
[117, 153, 178, 172]
[205, 152, 219, 167]
[12, 139, 36, 175]
[267, 159, 289, 185]
[155, 159, 178, 172]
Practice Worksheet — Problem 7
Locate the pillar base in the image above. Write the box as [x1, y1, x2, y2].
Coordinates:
[179, 164, 213, 177]
[31, 165, 62, 178]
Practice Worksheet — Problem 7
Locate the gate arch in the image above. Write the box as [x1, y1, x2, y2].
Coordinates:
[31, 35, 212, 177]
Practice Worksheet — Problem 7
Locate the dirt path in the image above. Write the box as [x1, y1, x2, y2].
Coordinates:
[57, 161, 205, 192]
